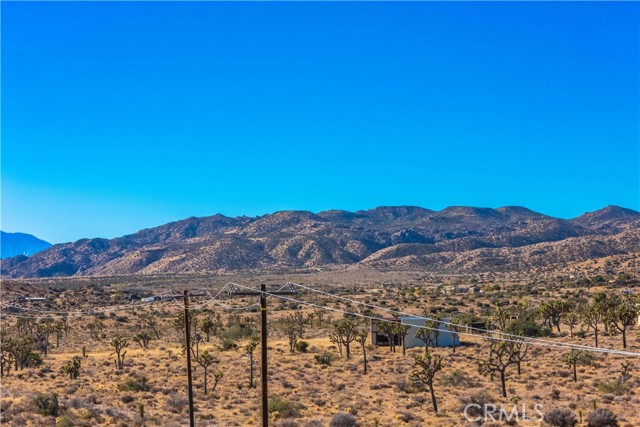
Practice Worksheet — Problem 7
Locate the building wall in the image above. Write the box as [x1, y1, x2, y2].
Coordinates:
[401, 317, 460, 348]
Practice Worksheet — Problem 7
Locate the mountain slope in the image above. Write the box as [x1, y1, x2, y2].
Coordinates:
[1, 205, 638, 277]
[571, 205, 640, 233]
[0, 231, 52, 259]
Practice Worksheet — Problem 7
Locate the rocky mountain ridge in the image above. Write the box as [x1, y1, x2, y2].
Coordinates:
[2, 205, 638, 277]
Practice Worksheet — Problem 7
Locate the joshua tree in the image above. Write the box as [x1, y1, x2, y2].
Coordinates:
[329, 331, 343, 355]
[243, 315, 257, 332]
[562, 311, 580, 338]
[605, 297, 639, 349]
[61, 317, 71, 338]
[282, 313, 305, 352]
[245, 340, 258, 388]
[201, 317, 217, 342]
[426, 318, 442, 348]
[110, 335, 129, 369]
[415, 325, 431, 354]
[139, 403, 145, 426]
[562, 349, 591, 382]
[35, 319, 55, 356]
[4, 336, 40, 371]
[305, 312, 316, 327]
[377, 320, 399, 353]
[62, 356, 82, 379]
[492, 306, 512, 331]
[511, 339, 530, 376]
[194, 350, 223, 395]
[334, 318, 360, 360]
[620, 361, 633, 380]
[139, 313, 161, 339]
[395, 323, 412, 356]
[313, 310, 325, 327]
[192, 333, 204, 359]
[16, 318, 36, 336]
[582, 303, 604, 348]
[88, 318, 104, 340]
[53, 321, 65, 348]
[1, 348, 12, 377]
[441, 317, 460, 353]
[355, 329, 369, 374]
[539, 301, 571, 332]
[477, 338, 518, 398]
[133, 331, 153, 349]
[410, 352, 443, 413]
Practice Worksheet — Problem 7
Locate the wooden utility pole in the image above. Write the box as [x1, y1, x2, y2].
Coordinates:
[184, 290, 195, 427]
[260, 284, 269, 427]
[225, 283, 298, 427]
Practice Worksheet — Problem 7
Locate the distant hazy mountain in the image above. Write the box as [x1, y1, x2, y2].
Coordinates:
[1, 205, 638, 277]
[1, 231, 52, 259]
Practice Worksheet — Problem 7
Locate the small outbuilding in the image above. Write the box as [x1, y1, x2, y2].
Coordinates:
[370, 316, 460, 348]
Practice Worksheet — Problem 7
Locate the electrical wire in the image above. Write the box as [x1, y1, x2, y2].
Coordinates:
[229, 283, 640, 358]
[288, 282, 630, 355]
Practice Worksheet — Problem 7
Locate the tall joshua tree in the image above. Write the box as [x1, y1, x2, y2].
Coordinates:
[378, 320, 399, 353]
[334, 318, 360, 360]
[395, 323, 412, 356]
[282, 313, 305, 352]
[582, 303, 604, 348]
[410, 351, 443, 413]
[539, 301, 571, 332]
[110, 335, 129, 370]
[245, 340, 258, 388]
[605, 296, 639, 349]
[62, 356, 82, 379]
[415, 325, 432, 354]
[562, 311, 580, 338]
[355, 329, 369, 374]
[194, 349, 223, 395]
[477, 338, 518, 398]
[562, 349, 591, 382]
[511, 339, 530, 376]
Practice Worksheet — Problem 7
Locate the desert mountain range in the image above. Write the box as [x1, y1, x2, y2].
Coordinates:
[1, 205, 638, 278]
[0, 231, 51, 260]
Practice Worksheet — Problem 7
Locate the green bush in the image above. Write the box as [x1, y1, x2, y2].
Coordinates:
[596, 380, 629, 396]
[506, 317, 550, 338]
[218, 338, 238, 351]
[221, 325, 254, 340]
[118, 376, 150, 392]
[56, 414, 74, 427]
[295, 341, 309, 353]
[25, 352, 44, 368]
[33, 392, 59, 417]
[314, 353, 333, 366]
[269, 396, 303, 418]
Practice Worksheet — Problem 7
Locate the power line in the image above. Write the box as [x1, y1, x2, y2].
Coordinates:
[287, 282, 637, 356]
[228, 283, 640, 358]
[3, 282, 638, 357]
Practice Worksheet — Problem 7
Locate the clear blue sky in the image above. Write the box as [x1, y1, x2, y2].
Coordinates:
[2, 2, 639, 244]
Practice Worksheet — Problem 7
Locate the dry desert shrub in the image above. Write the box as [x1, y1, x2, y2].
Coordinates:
[329, 412, 357, 427]
[587, 409, 619, 427]
[545, 408, 577, 427]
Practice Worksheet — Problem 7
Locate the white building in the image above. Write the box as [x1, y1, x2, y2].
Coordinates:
[370, 316, 460, 348]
